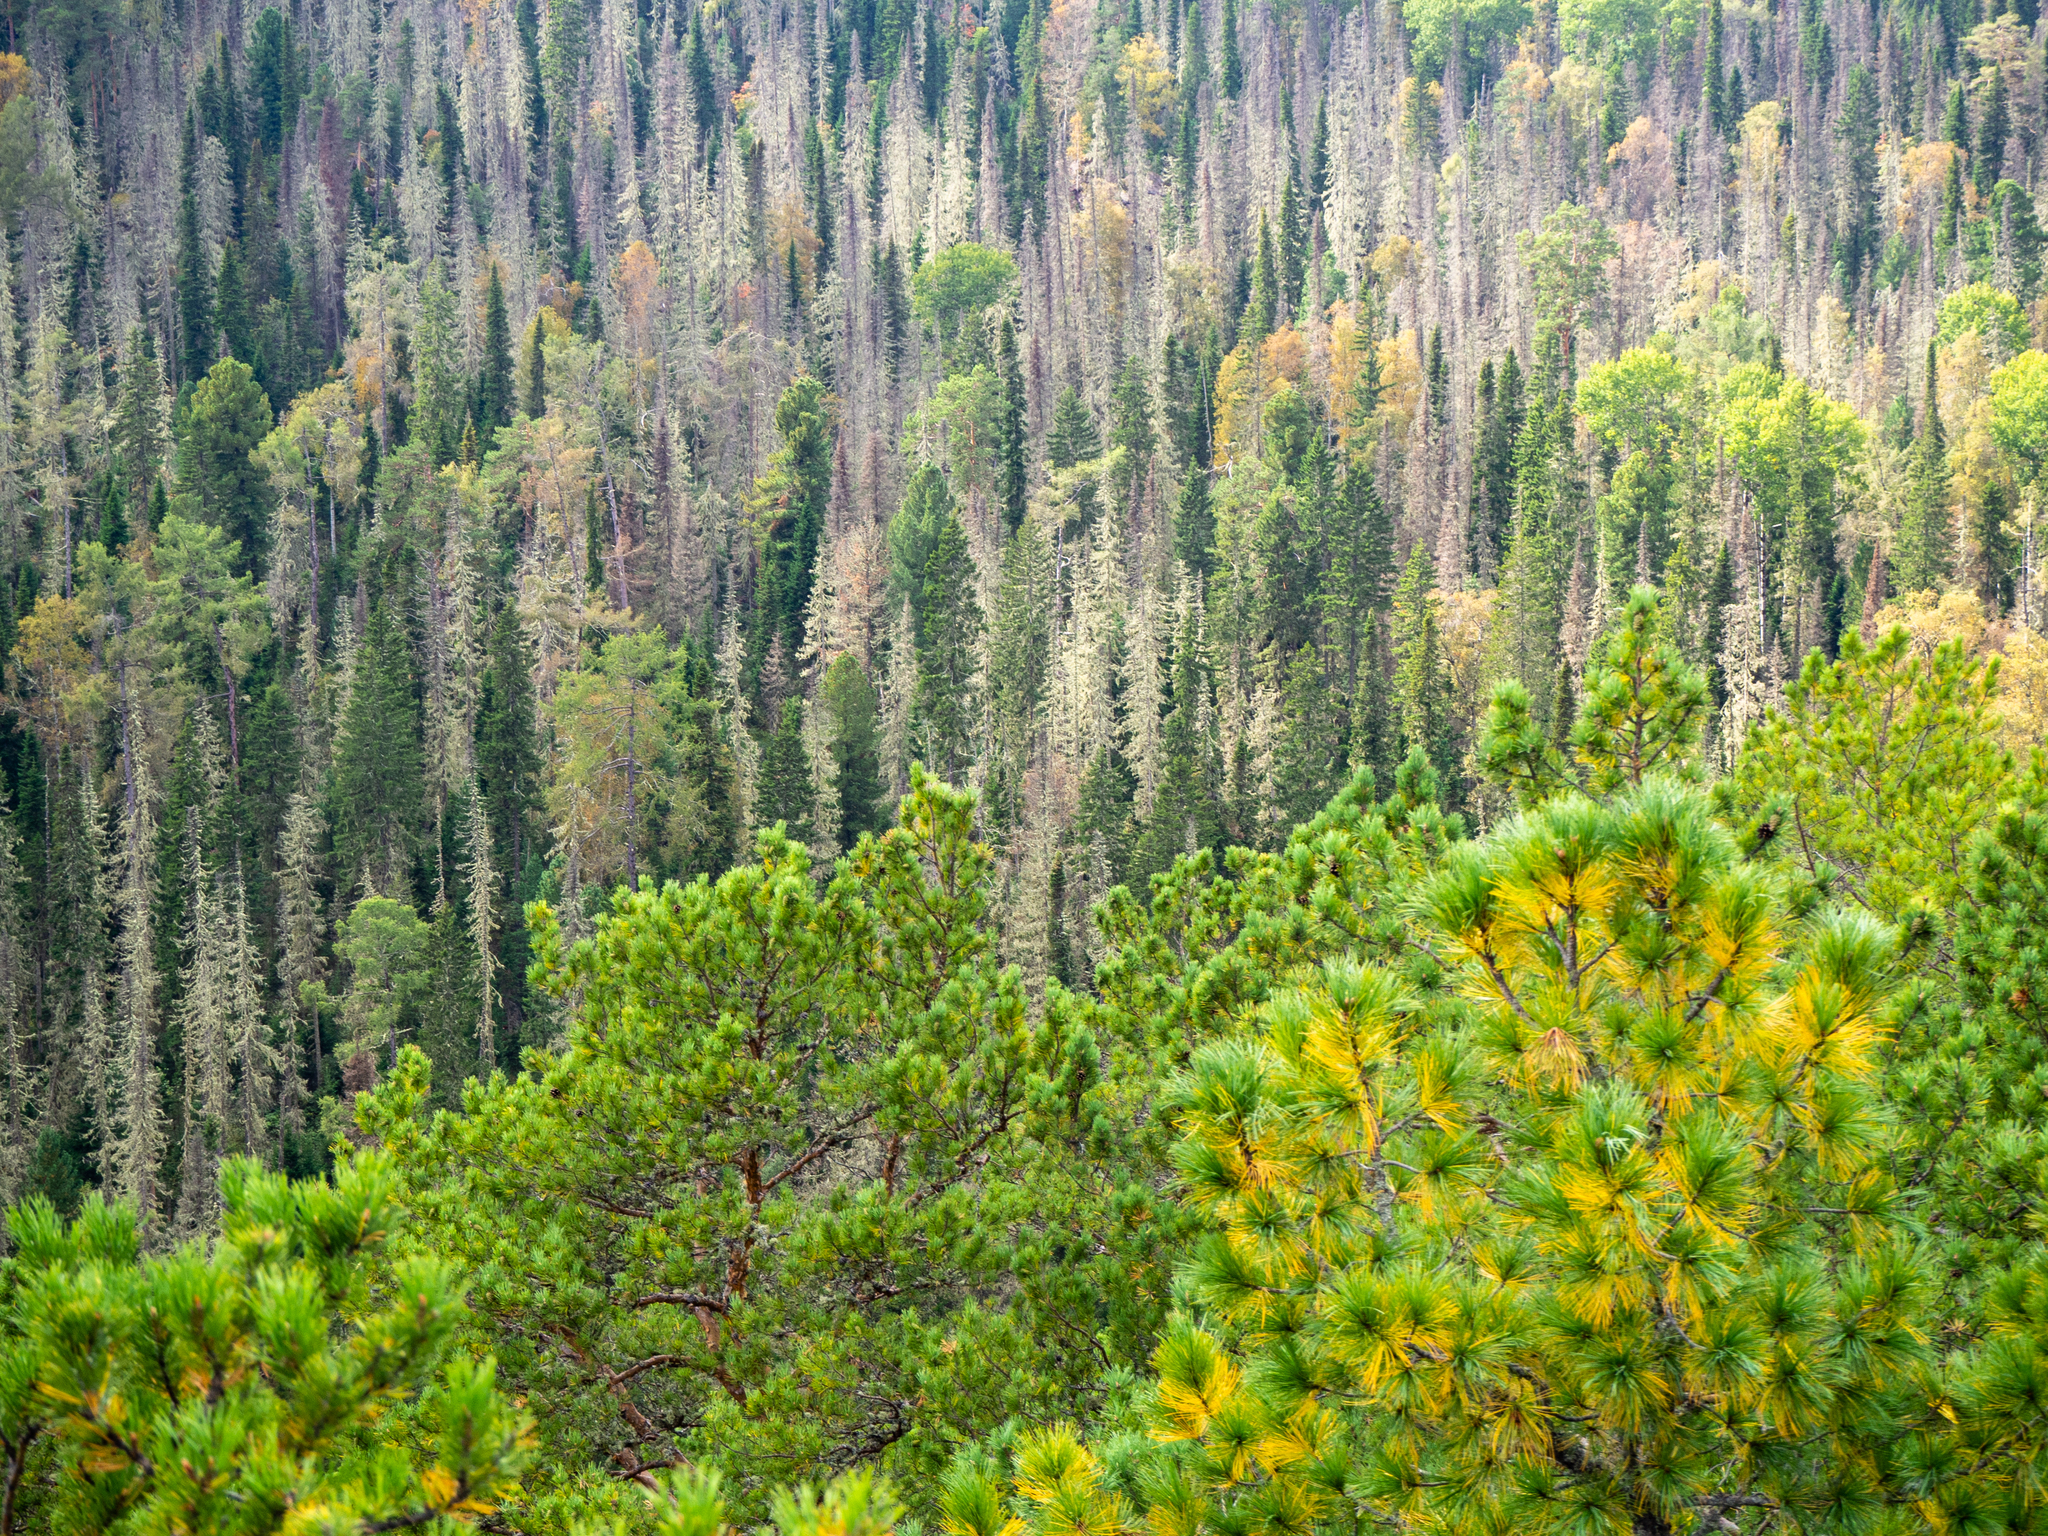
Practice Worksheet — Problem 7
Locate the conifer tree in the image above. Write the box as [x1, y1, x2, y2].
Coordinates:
[214, 239, 251, 365]
[1976, 64, 2009, 195]
[113, 327, 167, 506]
[1308, 96, 1330, 212]
[109, 679, 165, 1226]
[1244, 212, 1277, 346]
[176, 358, 274, 574]
[821, 654, 887, 847]
[224, 862, 274, 1158]
[276, 788, 326, 1123]
[1218, 0, 1242, 95]
[462, 780, 497, 1073]
[477, 263, 515, 435]
[758, 697, 818, 843]
[175, 110, 215, 385]
[1896, 339, 1954, 593]
[1971, 480, 2018, 614]
[332, 601, 426, 899]
[1048, 385, 1101, 469]
[804, 117, 835, 274]
[1270, 643, 1342, 837]
[523, 314, 546, 418]
[0, 782, 31, 1206]
[1278, 166, 1305, 316]
[912, 504, 983, 784]
[997, 316, 1029, 534]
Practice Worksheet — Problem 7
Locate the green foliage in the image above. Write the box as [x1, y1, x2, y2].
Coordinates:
[1988, 350, 2048, 481]
[1517, 204, 1617, 360]
[1479, 586, 1709, 806]
[0, 1153, 531, 1533]
[1722, 626, 2009, 923]
[1938, 281, 2031, 357]
[174, 358, 274, 575]
[1052, 784, 1936, 1536]
[911, 243, 1017, 370]
[360, 774, 1181, 1522]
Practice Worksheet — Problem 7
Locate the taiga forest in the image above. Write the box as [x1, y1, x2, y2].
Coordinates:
[0, 0, 2039, 1523]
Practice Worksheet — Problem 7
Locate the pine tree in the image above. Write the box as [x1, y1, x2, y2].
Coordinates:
[1896, 339, 1954, 594]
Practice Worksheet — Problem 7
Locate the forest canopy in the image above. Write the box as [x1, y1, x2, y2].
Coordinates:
[0, 0, 2039, 1524]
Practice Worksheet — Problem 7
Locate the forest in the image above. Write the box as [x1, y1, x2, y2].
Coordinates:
[0, 0, 2035, 1518]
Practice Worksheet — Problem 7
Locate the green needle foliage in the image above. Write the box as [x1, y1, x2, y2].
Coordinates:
[1478, 585, 1711, 808]
[359, 770, 1186, 1522]
[951, 783, 1996, 1536]
[1721, 627, 2009, 926]
[0, 1153, 532, 1535]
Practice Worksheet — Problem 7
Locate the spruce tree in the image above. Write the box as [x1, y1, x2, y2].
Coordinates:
[821, 654, 886, 847]
[175, 358, 274, 576]
[113, 327, 167, 507]
[1977, 64, 2009, 196]
[1278, 166, 1306, 316]
[215, 239, 251, 364]
[1244, 211, 1277, 346]
[523, 314, 547, 418]
[1175, 464, 1214, 577]
[175, 110, 215, 385]
[1308, 96, 1330, 212]
[1833, 65, 1881, 296]
[911, 505, 983, 784]
[1897, 339, 1954, 594]
[997, 316, 1029, 535]
[331, 600, 427, 899]
[757, 697, 818, 844]
[804, 117, 835, 274]
[1219, 0, 1242, 96]
[1972, 480, 2018, 615]
[1271, 643, 1342, 838]
[477, 263, 515, 435]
